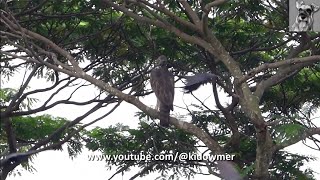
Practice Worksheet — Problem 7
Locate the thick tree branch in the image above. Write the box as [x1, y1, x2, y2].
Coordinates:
[177, 0, 201, 26]
[254, 63, 306, 99]
[239, 55, 320, 85]
[275, 127, 320, 150]
[201, 1, 229, 36]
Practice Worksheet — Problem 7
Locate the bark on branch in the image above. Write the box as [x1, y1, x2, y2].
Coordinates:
[275, 127, 320, 150]
[239, 55, 320, 85]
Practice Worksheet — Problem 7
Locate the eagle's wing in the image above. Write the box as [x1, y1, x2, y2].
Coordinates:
[150, 68, 174, 110]
[183, 73, 217, 93]
[150, 67, 174, 127]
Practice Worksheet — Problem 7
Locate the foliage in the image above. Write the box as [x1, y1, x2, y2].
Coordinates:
[270, 151, 316, 180]
[85, 122, 198, 179]
[0, 89, 83, 175]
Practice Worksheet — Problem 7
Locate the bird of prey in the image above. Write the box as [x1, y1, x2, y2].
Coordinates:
[182, 73, 218, 93]
[150, 55, 174, 127]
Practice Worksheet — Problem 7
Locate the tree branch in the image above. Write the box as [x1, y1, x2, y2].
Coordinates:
[275, 127, 320, 150]
[134, 0, 199, 32]
[239, 55, 320, 85]
[1, 12, 83, 73]
[177, 0, 201, 26]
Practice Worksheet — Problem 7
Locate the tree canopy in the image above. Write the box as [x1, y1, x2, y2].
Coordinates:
[1, 0, 320, 179]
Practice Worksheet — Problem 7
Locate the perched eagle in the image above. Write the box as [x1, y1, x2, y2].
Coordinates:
[182, 73, 218, 93]
[150, 55, 174, 127]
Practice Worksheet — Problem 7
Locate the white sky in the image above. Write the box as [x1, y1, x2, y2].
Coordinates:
[3, 67, 320, 180]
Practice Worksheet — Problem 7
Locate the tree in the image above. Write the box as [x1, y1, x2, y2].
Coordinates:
[1, 0, 320, 179]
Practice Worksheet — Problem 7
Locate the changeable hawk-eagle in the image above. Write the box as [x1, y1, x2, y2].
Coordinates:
[150, 55, 174, 127]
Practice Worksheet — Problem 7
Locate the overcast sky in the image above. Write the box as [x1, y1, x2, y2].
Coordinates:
[4, 68, 320, 180]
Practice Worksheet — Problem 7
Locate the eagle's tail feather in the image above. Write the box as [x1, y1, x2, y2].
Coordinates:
[159, 104, 170, 127]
